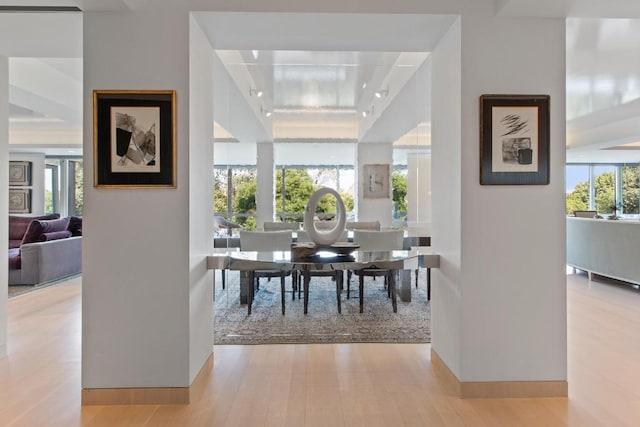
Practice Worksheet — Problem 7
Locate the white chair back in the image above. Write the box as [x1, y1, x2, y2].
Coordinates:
[353, 230, 404, 251]
[240, 230, 292, 251]
[346, 221, 381, 231]
[263, 221, 300, 231]
[297, 229, 348, 244]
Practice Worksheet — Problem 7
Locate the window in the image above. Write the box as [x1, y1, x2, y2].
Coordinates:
[44, 158, 83, 217]
[566, 163, 640, 218]
[566, 165, 589, 214]
[593, 165, 616, 214]
[44, 163, 59, 215]
[214, 166, 257, 233]
[275, 165, 355, 223]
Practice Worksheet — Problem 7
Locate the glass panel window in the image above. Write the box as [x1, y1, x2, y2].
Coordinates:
[593, 165, 616, 214]
[392, 167, 408, 225]
[214, 166, 257, 233]
[44, 164, 59, 215]
[70, 160, 84, 216]
[565, 165, 590, 214]
[275, 166, 355, 223]
[622, 164, 640, 215]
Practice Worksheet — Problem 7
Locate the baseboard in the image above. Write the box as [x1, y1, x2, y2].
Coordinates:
[82, 354, 214, 405]
[431, 349, 568, 398]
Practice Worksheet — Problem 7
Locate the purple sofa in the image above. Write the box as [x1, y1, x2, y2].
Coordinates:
[8, 215, 82, 285]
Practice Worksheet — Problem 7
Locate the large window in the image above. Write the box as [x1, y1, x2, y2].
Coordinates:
[45, 158, 83, 217]
[392, 167, 408, 226]
[214, 166, 257, 233]
[566, 163, 640, 217]
[275, 165, 355, 223]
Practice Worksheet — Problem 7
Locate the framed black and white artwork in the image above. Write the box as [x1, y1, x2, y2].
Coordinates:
[93, 90, 176, 188]
[363, 164, 390, 199]
[480, 94, 550, 185]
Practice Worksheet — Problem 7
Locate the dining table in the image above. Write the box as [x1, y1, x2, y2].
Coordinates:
[207, 247, 439, 315]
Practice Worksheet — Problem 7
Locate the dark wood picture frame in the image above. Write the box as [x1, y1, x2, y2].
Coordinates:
[9, 188, 31, 213]
[93, 90, 176, 188]
[9, 161, 31, 186]
[480, 94, 550, 185]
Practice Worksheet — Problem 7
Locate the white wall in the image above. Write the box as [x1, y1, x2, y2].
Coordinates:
[356, 142, 393, 227]
[0, 55, 8, 358]
[82, 10, 194, 388]
[430, 18, 463, 377]
[457, 16, 567, 382]
[75, 1, 568, 393]
[8, 152, 45, 216]
[188, 14, 215, 382]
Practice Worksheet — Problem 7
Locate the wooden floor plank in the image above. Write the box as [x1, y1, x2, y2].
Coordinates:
[2, 272, 640, 425]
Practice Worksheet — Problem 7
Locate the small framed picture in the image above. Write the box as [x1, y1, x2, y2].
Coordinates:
[93, 90, 176, 188]
[9, 189, 31, 213]
[480, 94, 550, 185]
[363, 164, 390, 199]
[9, 161, 31, 186]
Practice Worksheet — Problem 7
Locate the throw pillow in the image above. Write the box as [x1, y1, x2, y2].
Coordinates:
[21, 217, 70, 245]
[39, 231, 73, 241]
[9, 213, 60, 241]
[67, 216, 83, 236]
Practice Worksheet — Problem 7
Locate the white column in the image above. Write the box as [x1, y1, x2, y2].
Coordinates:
[431, 15, 567, 390]
[256, 141, 274, 228]
[188, 14, 214, 381]
[407, 152, 431, 236]
[0, 54, 8, 358]
[82, 10, 211, 397]
[356, 142, 393, 228]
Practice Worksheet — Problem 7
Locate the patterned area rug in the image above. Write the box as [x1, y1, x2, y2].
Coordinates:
[214, 270, 431, 345]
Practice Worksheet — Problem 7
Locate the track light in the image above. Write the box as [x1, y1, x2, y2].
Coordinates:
[261, 107, 271, 118]
[249, 87, 263, 97]
[362, 107, 374, 118]
[375, 87, 389, 98]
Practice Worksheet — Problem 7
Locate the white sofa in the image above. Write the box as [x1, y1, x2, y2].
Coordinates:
[567, 217, 640, 285]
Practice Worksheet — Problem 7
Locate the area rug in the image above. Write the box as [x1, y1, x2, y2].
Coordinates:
[214, 270, 431, 345]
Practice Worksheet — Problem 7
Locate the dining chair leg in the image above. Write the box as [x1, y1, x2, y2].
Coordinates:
[303, 272, 311, 314]
[389, 271, 397, 313]
[222, 269, 226, 290]
[335, 271, 342, 314]
[415, 268, 419, 288]
[386, 276, 390, 298]
[292, 271, 297, 301]
[427, 268, 431, 301]
[359, 275, 364, 313]
[280, 275, 286, 315]
[247, 271, 254, 315]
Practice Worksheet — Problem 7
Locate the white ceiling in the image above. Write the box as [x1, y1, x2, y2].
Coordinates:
[4, 2, 640, 163]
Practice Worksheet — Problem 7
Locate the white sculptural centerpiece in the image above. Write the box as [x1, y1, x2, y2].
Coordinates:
[303, 187, 346, 246]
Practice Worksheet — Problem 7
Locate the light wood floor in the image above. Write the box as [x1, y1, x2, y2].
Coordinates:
[1, 272, 640, 426]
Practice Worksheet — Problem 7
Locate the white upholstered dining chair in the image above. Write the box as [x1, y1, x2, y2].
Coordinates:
[295, 229, 348, 314]
[350, 229, 404, 313]
[239, 230, 293, 315]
